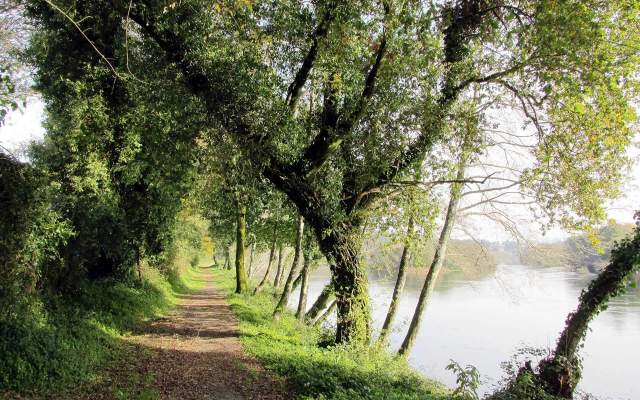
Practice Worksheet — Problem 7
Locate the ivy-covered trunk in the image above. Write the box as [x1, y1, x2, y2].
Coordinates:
[320, 227, 371, 344]
[234, 198, 248, 294]
[537, 221, 640, 397]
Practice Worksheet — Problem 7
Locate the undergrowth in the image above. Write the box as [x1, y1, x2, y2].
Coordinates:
[0, 259, 202, 398]
[215, 269, 450, 400]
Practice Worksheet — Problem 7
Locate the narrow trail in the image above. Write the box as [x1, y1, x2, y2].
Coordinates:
[124, 266, 288, 400]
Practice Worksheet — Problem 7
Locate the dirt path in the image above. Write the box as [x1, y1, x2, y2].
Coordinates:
[123, 266, 288, 400]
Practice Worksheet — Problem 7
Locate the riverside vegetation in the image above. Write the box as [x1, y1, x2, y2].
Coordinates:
[2, 1, 640, 399]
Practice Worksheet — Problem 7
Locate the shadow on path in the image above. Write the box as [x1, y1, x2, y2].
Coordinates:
[125, 265, 288, 400]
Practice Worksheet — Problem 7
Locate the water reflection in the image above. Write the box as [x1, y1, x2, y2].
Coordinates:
[291, 264, 640, 400]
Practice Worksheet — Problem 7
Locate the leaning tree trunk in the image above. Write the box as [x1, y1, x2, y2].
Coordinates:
[247, 239, 256, 278]
[314, 299, 337, 327]
[532, 221, 640, 398]
[296, 234, 313, 320]
[378, 216, 414, 344]
[319, 226, 371, 344]
[398, 161, 465, 356]
[273, 243, 284, 288]
[305, 283, 334, 322]
[234, 198, 249, 294]
[273, 215, 304, 317]
[254, 224, 278, 294]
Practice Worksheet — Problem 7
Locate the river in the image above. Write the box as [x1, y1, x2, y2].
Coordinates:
[289, 264, 640, 400]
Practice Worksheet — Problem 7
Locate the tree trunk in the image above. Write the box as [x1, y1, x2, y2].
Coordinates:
[234, 198, 249, 294]
[274, 243, 284, 288]
[314, 299, 337, 327]
[398, 160, 465, 356]
[296, 236, 312, 320]
[247, 240, 256, 278]
[320, 227, 371, 344]
[254, 224, 278, 295]
[273, 214, 304, 317]
[534, 222, 640, 398]
[378, 216, 414, 344]
[213, 254, 219, 268]
[305, 283, 334, 322]
[224, 245, 231, 270]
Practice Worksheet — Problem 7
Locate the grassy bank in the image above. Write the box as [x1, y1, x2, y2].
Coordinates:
[214, 269, 450, 400]
[0, 260, 201, 399]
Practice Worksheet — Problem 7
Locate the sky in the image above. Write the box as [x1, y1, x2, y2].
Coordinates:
[2, 99, 639, 243]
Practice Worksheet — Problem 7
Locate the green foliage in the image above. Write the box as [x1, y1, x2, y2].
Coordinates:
[0, 153, 72, 320]
[0, 209, 207, 396]
[215, 269, 450, 400]
[446, 360, 481, 400]
[0, 267, 175, 394]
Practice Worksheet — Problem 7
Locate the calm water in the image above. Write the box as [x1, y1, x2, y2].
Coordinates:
[289, 264, 640, 400]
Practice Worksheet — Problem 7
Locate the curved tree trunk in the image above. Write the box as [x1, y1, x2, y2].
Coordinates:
[254, 224, 278, 294]
[234, 198, 249, 294]
[534, 222, 640, 398]
[398, 161, 465, 356]
[273, 243, 284, 288]
[296, 235, 312, 319]
[305, 283, 334, 322]
[314, 299, 337, 327]
[273, 214, 304, 317]
[378, 216, 414, 344]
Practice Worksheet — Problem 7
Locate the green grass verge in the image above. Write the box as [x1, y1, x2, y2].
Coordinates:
[0, 262, 203, 398]
[214, 269, 451, 400]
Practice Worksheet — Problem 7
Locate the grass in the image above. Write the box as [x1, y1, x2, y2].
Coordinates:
[214, 268, 451, 400]
[0, 255, 203, 399]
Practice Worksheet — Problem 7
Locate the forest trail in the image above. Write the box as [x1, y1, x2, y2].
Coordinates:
[118, 266, 287, 400]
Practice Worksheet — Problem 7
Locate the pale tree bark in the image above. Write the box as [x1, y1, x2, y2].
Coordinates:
[305, 283, 334, 322]
[273, 243, 284, 288]
[247, 239, 256, 278]
[398, 152, 468, 355]
[296, 232, 313, 319]
[314, 299, 337, 327]
[273, 214, 304, 317]
[378, 216, 414, 344]
[234, 198, 249, 293]
[254, 223, 278, 294]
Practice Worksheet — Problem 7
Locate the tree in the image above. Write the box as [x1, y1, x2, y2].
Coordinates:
[37, 0, 639, 343]
[296, 225, 322, 320]
[494, 214, 640, 399]
[234, 195, 249, 293]
[273, 214, 304, 318]
[399, 115, 478, 355]
[253, 221, 278, 294]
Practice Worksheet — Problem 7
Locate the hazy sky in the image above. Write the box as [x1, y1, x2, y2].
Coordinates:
[2, 100, 638, 242]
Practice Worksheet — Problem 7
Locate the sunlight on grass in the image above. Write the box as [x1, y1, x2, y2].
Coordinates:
[214, 269, 451, 400]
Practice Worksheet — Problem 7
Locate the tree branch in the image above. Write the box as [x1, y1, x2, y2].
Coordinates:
[290, 5, 390, 177]
[285, 4, 338, 110]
